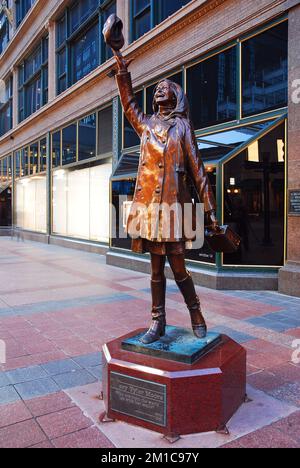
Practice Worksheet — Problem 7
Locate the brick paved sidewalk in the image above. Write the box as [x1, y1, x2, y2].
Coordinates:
[0, 237, 299, 448]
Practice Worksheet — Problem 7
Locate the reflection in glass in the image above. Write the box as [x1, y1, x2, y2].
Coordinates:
[79, 114, 96, 161]
[15, 151, 21, 178]
[160, 0, 190, 21]
[29, 143, 39, 175]
[21, 147, 29, 177]
[98, 107, 113, 156]
[197, 121, 273, 162]
[71, 22, 99, 84]
[114, 153, 140, 177]
[40, 139, 47, 172]
[187, 47, 237, 130]
[224, 122, 285, 266]
[132, 0, 151, 40]
[242, 22, 288, 117]
[62, 125, 77, 165]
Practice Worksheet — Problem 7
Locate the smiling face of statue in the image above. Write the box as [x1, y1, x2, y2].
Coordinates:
[154, 81, 177, 112]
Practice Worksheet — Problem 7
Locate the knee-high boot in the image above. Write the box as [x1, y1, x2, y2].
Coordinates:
[140, 278, 166, 345]
[176, 273, 207, 339]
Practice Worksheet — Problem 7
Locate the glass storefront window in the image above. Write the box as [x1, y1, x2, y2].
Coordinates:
[15, 175, 47, 233]
[223, 122, 285, 266]
[187, 47, 237, 130]
[21, 148, 29, 178]
[124, 90, 143, 149]
[111, 179, 137, 250]
[15, 151, 21, 179]
[52, 161, 112, 243]
[29, 143, 39, 175]
[79, 114, 97, 161]
[62, 124, 77, 166]
[98, 107, 113, 156]
[40, 139, 47, 173]
[242, 22, 288, 117]
[52, 132, 61, 168]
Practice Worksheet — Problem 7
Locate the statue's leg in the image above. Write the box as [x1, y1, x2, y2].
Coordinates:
[168, 254, 207, 339]
[140, 253, 167, 345]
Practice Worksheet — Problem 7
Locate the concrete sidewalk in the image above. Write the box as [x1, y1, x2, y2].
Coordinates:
[0, 237, 299, 448]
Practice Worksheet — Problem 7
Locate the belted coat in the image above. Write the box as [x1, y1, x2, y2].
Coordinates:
[116, 71, 216, 254]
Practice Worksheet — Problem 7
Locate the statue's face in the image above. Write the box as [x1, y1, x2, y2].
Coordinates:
[154, 81, 176, 107]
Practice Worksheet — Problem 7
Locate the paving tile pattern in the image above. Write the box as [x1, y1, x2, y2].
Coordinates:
[0, 238, 300, 448]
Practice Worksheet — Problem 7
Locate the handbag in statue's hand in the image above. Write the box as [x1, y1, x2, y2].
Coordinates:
[205, 225, 241, 254]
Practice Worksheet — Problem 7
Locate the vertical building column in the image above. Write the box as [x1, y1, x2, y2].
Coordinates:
[279, 2, 300, 297]
[112, 96, 122, 172]
[116, 0, 130, 48]
[47, 20, 56, 102]
[12, 66, 18, 128]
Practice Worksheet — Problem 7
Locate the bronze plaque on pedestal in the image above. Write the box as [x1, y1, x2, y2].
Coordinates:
[289, 190, 300, 216]
[110, 372, 167, 427]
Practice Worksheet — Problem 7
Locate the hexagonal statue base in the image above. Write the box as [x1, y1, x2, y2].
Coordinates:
[101, 327, 246, 438]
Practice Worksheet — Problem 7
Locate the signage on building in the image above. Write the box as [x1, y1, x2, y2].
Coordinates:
[289, 190, 300, 216]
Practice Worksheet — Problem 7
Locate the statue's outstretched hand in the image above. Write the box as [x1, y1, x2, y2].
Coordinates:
[114, 52, 133, 73]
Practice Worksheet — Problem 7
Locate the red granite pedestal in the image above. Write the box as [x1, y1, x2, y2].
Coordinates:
[100, 329, 247, 440]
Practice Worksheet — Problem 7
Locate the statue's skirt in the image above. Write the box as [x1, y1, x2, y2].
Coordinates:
[142, 240, 186, 256]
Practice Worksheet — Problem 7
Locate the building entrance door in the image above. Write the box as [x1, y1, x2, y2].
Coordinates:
[0, 187, 12, 227]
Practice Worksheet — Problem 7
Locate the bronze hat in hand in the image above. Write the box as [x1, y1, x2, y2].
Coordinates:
[103, 14, 124, 52]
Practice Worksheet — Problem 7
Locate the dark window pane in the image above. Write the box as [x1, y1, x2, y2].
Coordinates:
[16, 0, 35, 27]
[242, 22, 288, 117]
[146, 72, 183, 114]
[0, 16, 9, 54]
[102, 1, 117, 61]
[57, 15, 66, 47]
[62, 124, 77, 165]
[111, 179, 137, 250]
[29, 143, 39, 175]
[186, 168, 217, 264]
[40, 138, 47, 172]
[133, 10, 151, 40]
[160, 0, 190, 21]
[133, 0, 150, 15]
[70, 2, 80, 33]
[58, 75, 67, 95]
[71, 22, 99, 84]
[0, 76, 13, 137]
[224, 122, 285, 266]
[124, 90, 143, 148]
[52, 132, 61, 168]
[98, 106, 113, 155]
[187, 47, 237, 130]
[57, 49, 66, 77]
[78, 114, 96, 161]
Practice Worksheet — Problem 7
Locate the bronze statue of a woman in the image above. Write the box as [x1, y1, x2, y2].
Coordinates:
[104, 15, 220, 345]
